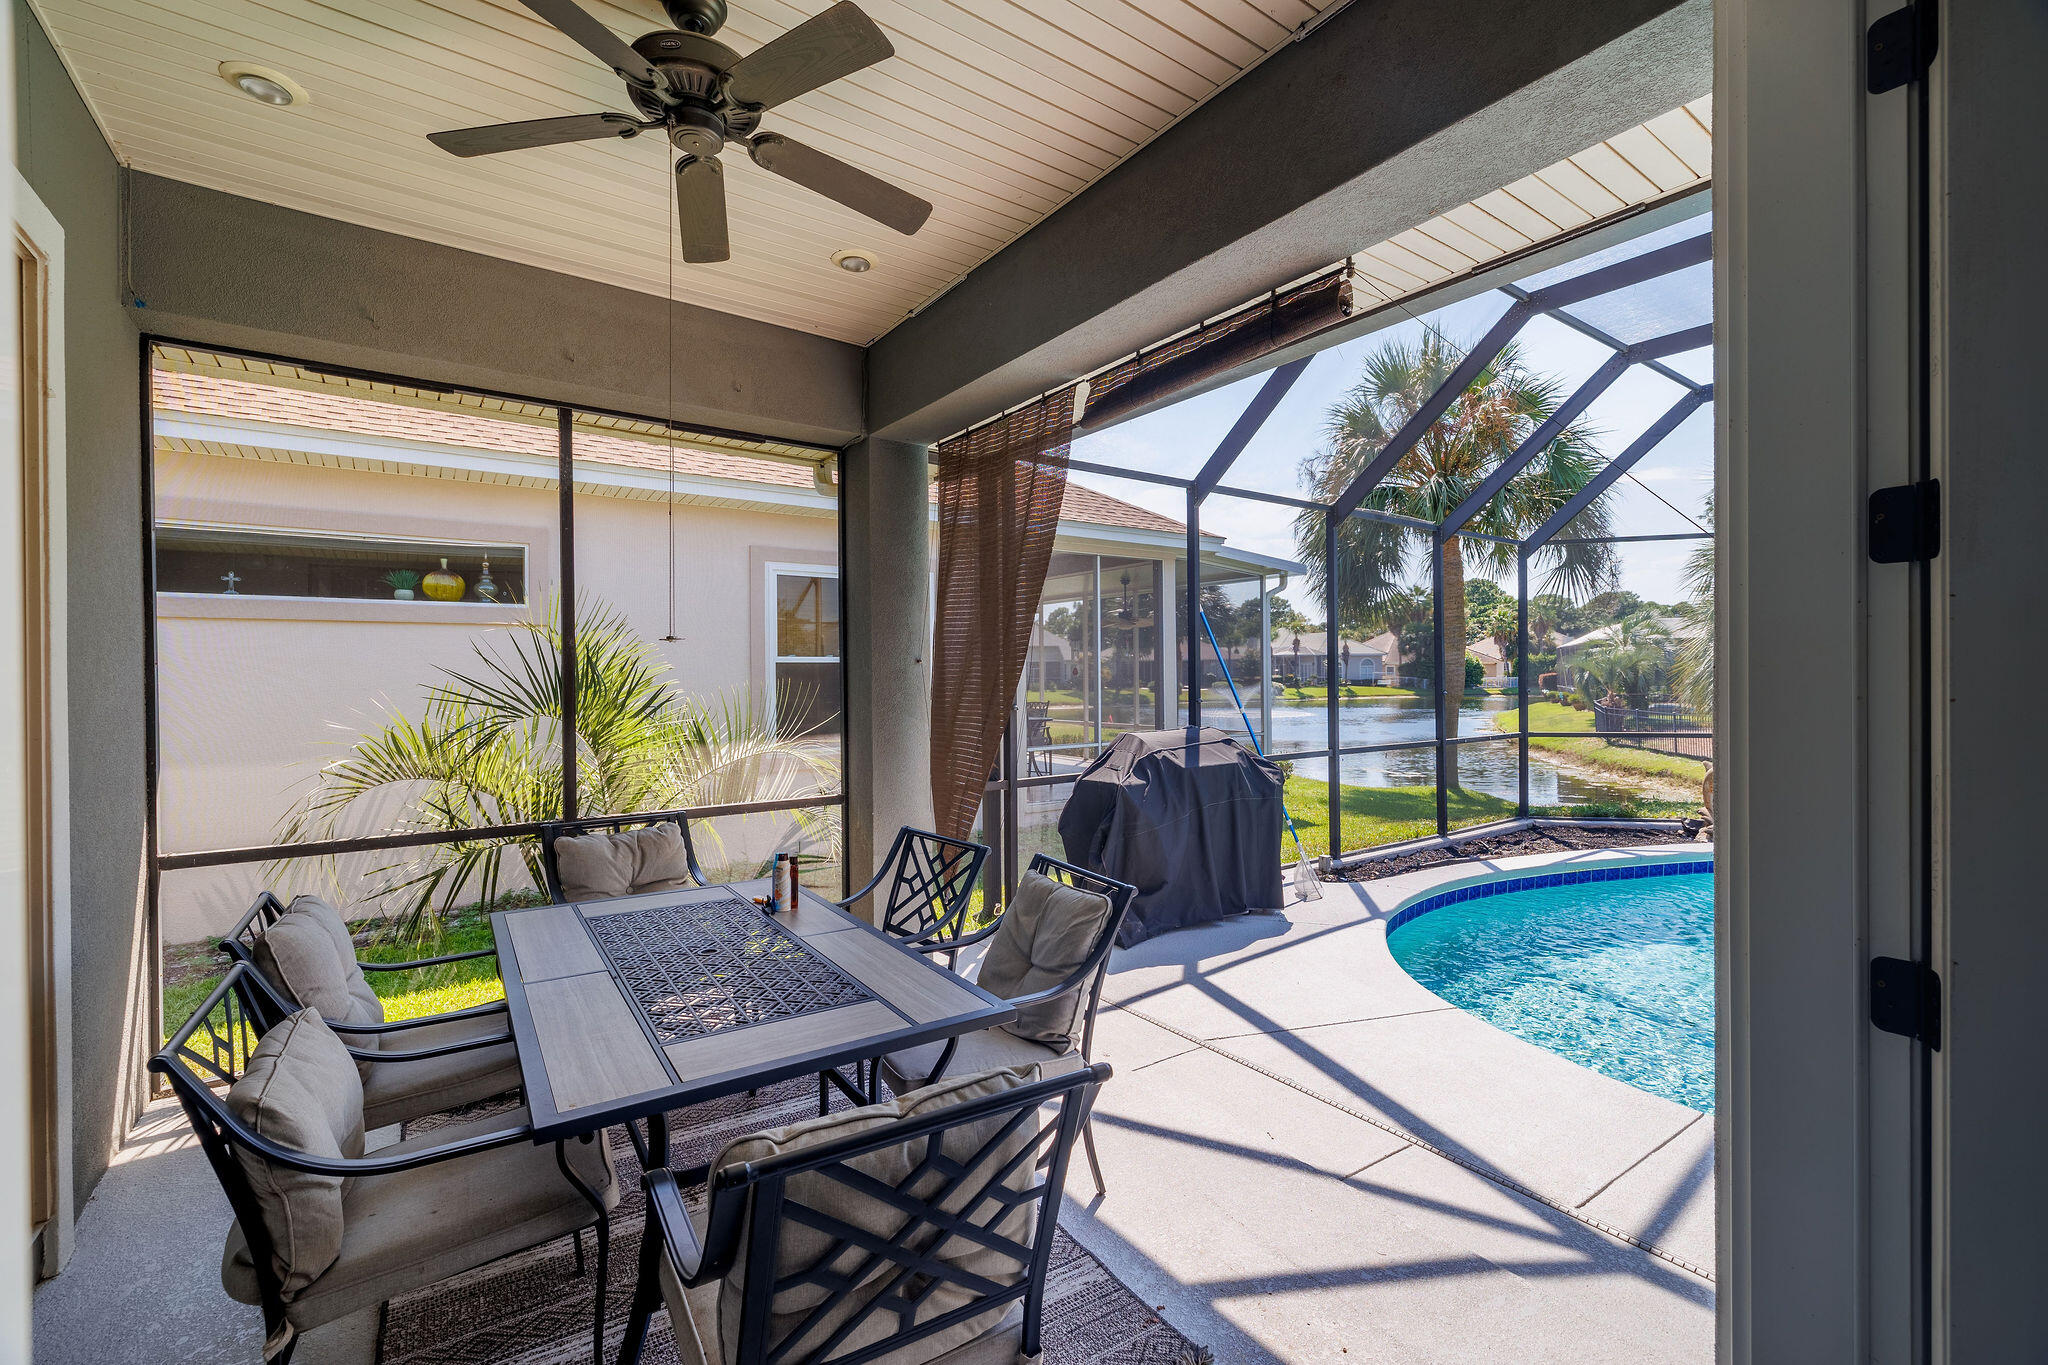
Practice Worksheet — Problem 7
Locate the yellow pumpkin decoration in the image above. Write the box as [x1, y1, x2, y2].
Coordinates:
[422, 557, 466, 602]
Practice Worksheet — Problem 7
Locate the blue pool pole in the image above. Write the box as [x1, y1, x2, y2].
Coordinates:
[1199, 608, 1320, 898]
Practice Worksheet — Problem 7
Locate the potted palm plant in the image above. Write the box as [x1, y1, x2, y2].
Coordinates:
[381, 569, 422, 600]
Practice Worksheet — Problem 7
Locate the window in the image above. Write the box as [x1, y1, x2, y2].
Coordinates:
[769, 564, 841, 736]
[155, 525, 527, 604]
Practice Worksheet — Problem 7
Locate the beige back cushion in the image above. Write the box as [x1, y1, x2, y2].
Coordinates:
[226, 1008, 367, 1298]
[976, 872, 1113, 1050]
[554, 822, 695, 902]
[713, 1065, 1044, 1365]
[252, 900, 383, 1077]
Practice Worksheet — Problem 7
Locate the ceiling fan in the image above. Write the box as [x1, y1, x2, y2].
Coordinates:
[428, 0, 932, 263]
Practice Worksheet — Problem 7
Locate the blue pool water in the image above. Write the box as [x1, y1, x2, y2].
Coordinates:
[1388, 868, 1715, 1111]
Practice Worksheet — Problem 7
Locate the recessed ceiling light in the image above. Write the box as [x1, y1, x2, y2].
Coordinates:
[832, 248, 877, 274]
[218, 62, 309, 108]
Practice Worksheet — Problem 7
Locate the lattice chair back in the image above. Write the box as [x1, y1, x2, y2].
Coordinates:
[640, 1062, 1109, 1365]
[220, 889, 290, 968]
[151, 965, 306, 1345]
[848, 827, 988, 948]
[538, 809, 708, 902]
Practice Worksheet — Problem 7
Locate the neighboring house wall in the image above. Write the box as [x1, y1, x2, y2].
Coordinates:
[153, 447, 836, 944]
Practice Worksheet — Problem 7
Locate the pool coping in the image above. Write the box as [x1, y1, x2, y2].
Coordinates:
[1384, 849, 1715, 935]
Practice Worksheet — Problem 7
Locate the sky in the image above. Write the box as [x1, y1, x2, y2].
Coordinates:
[1066, 212, 1714, 610]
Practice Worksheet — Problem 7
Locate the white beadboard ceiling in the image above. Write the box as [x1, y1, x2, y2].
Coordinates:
[32, 0, 1338, 344]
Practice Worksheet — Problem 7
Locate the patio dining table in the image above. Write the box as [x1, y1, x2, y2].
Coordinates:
[489, 877, 1013, 1171]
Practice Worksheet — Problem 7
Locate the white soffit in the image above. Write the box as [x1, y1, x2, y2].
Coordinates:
[36, 0, 1338, 344]
[1346, 98, 1712, 312]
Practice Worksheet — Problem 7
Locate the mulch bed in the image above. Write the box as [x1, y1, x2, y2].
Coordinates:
[1328, 823, 1704, 882]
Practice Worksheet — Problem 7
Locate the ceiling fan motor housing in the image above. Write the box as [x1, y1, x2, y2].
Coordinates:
[661, 0, 729, 34]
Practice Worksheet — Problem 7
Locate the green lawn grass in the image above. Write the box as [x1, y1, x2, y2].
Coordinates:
[1272, 682, 1423, 703]
[1279, 773, 1517, 860]
[1490, 702, 1709, 790]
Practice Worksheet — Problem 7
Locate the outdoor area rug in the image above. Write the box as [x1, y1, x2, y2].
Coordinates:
[381, 1077, 1210, 1365]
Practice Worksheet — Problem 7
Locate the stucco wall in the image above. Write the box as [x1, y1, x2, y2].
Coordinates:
[15, 0, 146, 1210]
[154, 447, 837, 942]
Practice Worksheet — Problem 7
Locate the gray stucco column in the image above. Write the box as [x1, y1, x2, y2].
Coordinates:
[840, 437, 933, 917]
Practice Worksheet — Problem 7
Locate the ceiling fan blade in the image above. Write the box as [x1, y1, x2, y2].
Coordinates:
[725, 2, 893, 111]
[517, 0, 667, 93]
[675, 156, 731, 263]
[748, 133, 931, 235]
[428, 112, 643, 157]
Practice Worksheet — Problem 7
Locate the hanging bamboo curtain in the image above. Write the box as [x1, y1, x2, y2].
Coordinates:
[929, 392, 1075, 841]
[1078, 268, 1352, 432]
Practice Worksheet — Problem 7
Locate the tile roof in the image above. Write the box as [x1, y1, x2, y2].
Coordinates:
[153, 369, 1184, 535]
[151, 368, 814, 488]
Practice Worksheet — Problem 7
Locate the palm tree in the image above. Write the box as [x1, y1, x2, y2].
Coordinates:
[1671, 491, 1715, 714]
[279, 598, 840, 934]
[1297, 334, 1615, 733]
[1575, 612, 1675, 709]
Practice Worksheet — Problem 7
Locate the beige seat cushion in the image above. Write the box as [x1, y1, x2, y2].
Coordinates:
[252, 898, 385, 1077]
[359, 1010, 522, 1131]
[224, 1009, 367, 1299]
[880, 1026, 1079, 1095]
[703, 1065, 1045, 1365]
[223, 1107, 618, 1334]
[554, 822, 696, 902]
[975, 872, 1113, 1049]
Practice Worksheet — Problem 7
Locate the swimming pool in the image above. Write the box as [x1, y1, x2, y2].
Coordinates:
[1387, 861, 1714, 1111]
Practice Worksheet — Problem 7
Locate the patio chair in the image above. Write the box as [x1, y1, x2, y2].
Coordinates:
[819, 827, 989, 1115]
[842, 827, 989, 956]
[153, 965, 620, 1365]
[875, 855, 1134, 1198]
[222, 891, 520, 1131]
[539, 809, 709, 903]
[616, 1061, 1112, 1365]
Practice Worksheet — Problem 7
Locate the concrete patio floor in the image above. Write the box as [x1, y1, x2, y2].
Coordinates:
[1061, 845, 1715, 1364]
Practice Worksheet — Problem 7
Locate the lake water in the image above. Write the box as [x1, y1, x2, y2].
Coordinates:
[1188, 693, 1643, 807]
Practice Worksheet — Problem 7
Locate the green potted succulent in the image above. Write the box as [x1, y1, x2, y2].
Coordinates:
[381, 569, 422, 601]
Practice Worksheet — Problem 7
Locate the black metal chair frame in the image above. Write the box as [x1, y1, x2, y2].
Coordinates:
[896, 853, 1134, 1199]
[617, 1062, 1111, 1365]
[219, 890, 509, 1046]
[537, 809, 710, 902]
[840, 827, 990, 952]
[821, 827, 988, 1116]
[152, 965, 612, 1365]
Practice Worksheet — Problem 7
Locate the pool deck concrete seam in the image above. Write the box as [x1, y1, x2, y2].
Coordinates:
[1574, 1111, 1709, 1209]
[1107, 997, 1717, 1283]
[1202, 1005, 1459, 1040]
[1341, 1141, 1415, 1180]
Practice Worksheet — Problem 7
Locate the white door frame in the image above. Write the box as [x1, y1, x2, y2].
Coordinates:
[1717, 0, 1939, 1359]
[12, 165, 74, 1279]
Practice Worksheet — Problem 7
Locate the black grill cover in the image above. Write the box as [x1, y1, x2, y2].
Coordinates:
[1058, 727, 1284, 946]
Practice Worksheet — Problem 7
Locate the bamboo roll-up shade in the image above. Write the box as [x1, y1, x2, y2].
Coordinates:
[929, 393, 1076, 844]
[1078, 270, 1353, 433]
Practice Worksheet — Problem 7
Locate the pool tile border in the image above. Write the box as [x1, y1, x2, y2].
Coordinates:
[1386, 857, 1715, 934]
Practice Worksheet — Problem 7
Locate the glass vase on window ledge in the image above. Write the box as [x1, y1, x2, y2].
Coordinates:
[422, 557, 465, 602]
[474, 556, 498, 603]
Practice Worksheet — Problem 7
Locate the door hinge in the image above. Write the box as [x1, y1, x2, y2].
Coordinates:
[1871, 956, 1942, 1050]
[1867, 1, 1938, 93]
[1869, 479, 1941, 563]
